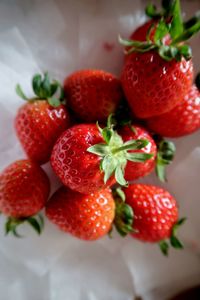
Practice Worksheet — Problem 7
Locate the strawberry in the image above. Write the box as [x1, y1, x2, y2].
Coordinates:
[45, 186, 115, 241]
[113, 185, 185, 255]
[64, 69, 122, 122]
[147, 85, 200, 137]
[119, 124, 157, 181]
[51, 116, 152, 193]
[0, 159, 50, 236]
[15, 73, 70, 164]
[121, 50, 193, 119]
[120, 1, 200, 118]
[51, 123, 114, 194]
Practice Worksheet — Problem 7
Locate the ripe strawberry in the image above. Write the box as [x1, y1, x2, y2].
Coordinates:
[64, 69, 122, 122]
[147, 85, 200, 137]
[15, 73, 70, 164]
[113, 184, 185, 255]
[0, 159, 50, 235]
[51, 124, 114, 194]
[120, 2, 200, 118]
[119, 125, 157, 181]
[51, 117, 152, 193]
[45, 186, 115, 241]
[121, 51, 193, 118]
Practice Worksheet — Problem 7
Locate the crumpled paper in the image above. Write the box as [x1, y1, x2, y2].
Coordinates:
[0, 1, 200, 300]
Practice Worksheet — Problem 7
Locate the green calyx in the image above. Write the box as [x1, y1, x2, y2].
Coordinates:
[16, 72, 66, 107]
[87, 115, 153, 186]
[5, 214, 44, 237]
[112, 187, 134, 237]
[155, 137, 176, 182]
[119, 0, 200, 61]
[159, 217, 186, 256]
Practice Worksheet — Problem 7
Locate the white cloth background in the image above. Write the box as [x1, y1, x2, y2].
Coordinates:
[0, 0, 200, 299]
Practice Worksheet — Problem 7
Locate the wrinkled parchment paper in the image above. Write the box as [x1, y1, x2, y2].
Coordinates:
[0, 1, 200, 299]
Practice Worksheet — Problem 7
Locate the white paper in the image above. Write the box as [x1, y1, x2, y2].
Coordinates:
[0, 1, 200, 300]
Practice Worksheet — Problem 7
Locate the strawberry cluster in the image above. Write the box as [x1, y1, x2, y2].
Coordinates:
[0, 0, 199, 256]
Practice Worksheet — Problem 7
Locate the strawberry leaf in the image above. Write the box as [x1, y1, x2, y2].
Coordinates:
[107, 113, 116, 128]
[178, 44, 192, 60]
[27, 216, 42, 235]
[113, 188, 134, 237]
[102, 156, 118, 183]
[41, 72, 51, 97]
[145, 4, 160, 18]
[170, 217, 186, 249]
[176, 217, 187, 226]
[16, 84, 29, 101]
[115, 187, 126, 202]
[51, 81, 59, 95]
[172, 19, 200, 44]
[38, 213, 44, 229]
[154, 19, 169, 44]
[4, 214, 45, 237]
[87, 144, 110, 156]
[156, 163, 166, 182]
[5, 217, 24, 237]
[47, 97, 62, 107]
[156, 139, 176, 182]
[159, 240, 169, 256]
[169, 0, 183, 39]
[102, 128, 112, 144]
[184, 11, 200, 29]
[118, 36, 144, 47]
[115, 166, 127, 186]
[126, 152, 153, 163]
[158, 45, 179, 61]
[112, 139, 149, 154]
[123, 139, 149, 150]
[170, 236, 183, 249]
[32, 74, 42, 96]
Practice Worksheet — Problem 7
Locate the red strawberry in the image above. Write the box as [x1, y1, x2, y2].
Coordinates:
[45, 186, 115, 241]
[51, 118, 152, 193]
[119, 125, 157, 181]
[147, 85, 200, 137]
[121, 52, 193, 118]
[120, 3, 199, 118]
[64, 69, 122, 122]
[15, 73, 70, 164]
[0, 159, 50, 235]
[113, 184, 185, 255]
[51, 124, 114, 194]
